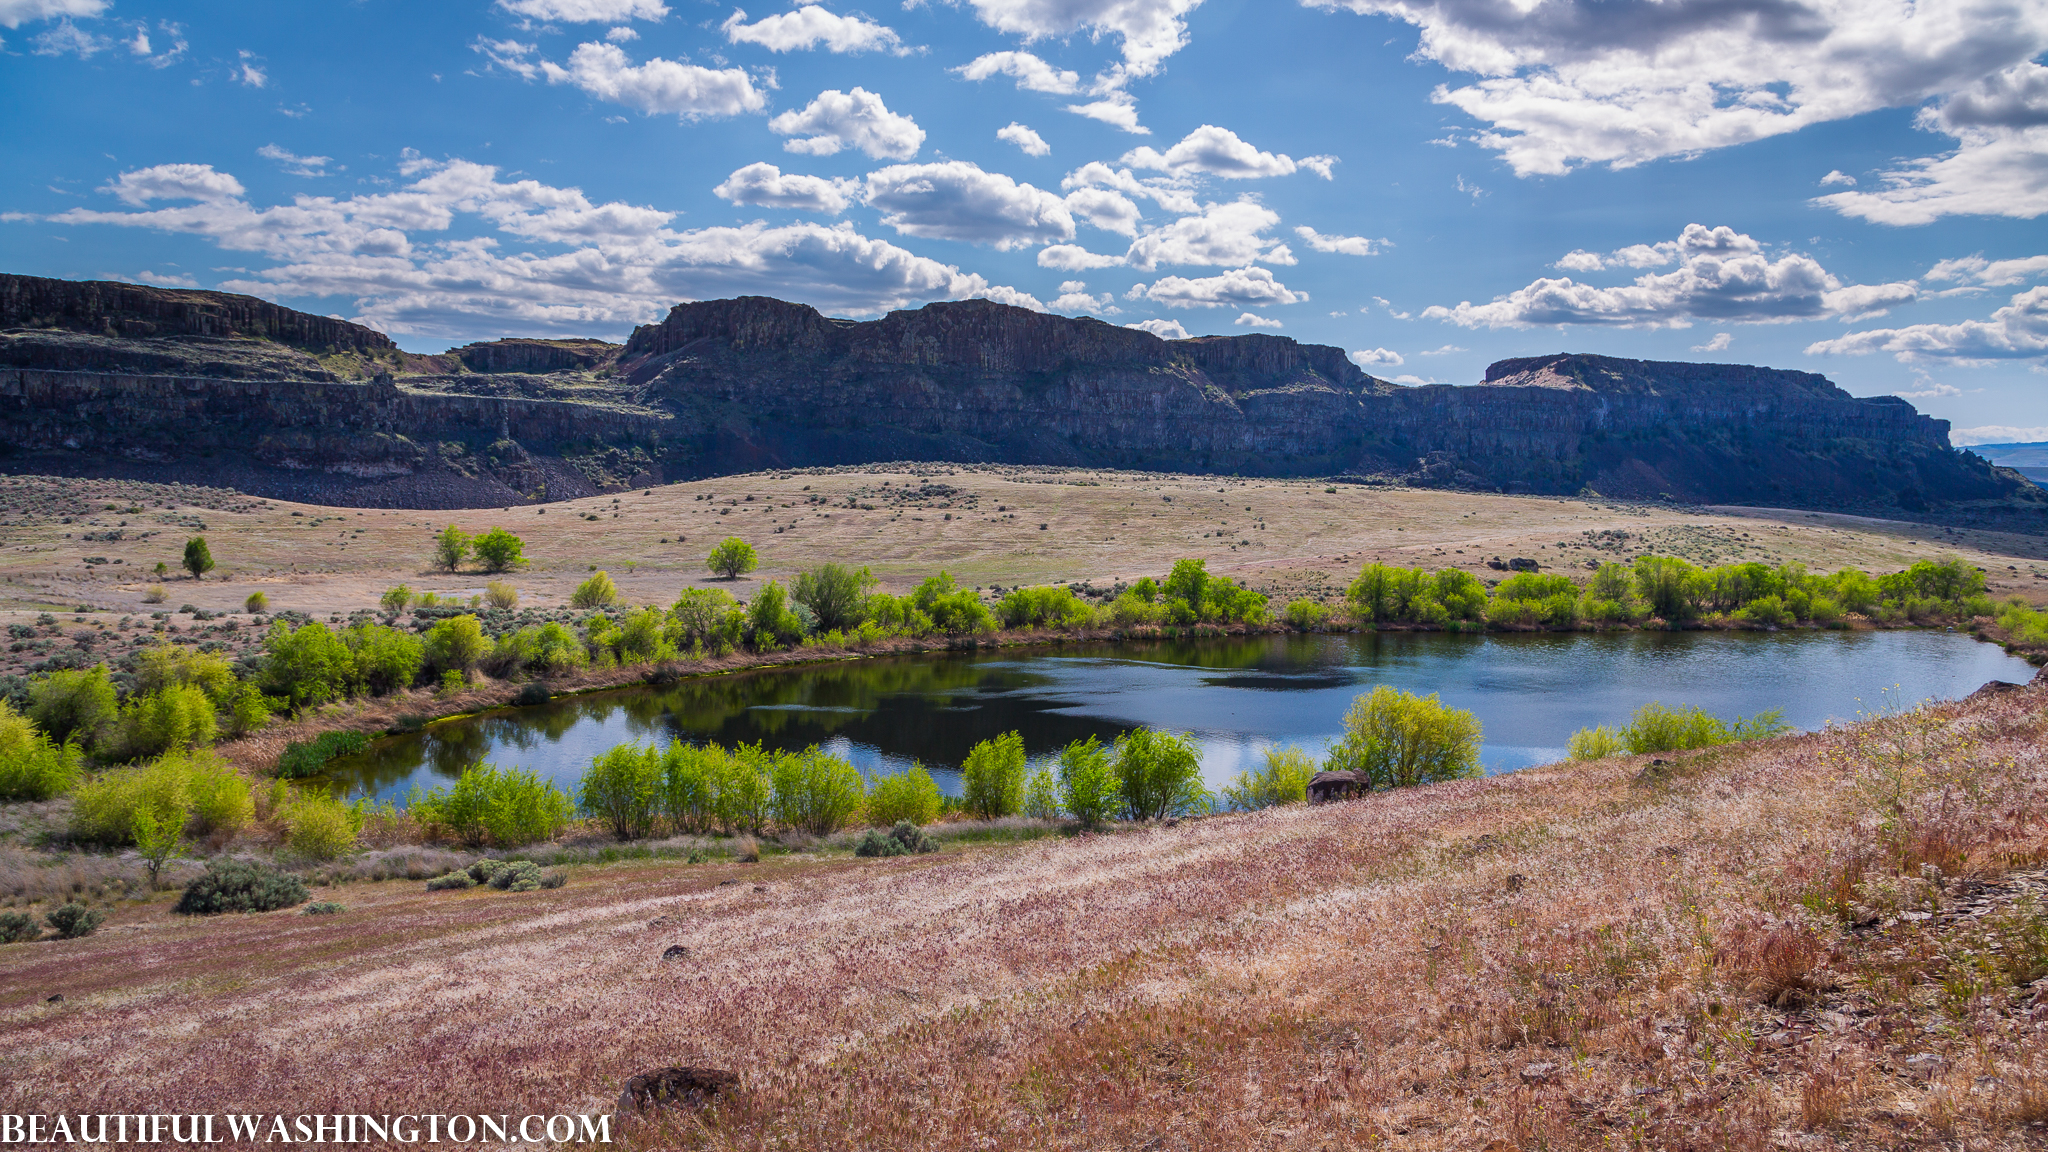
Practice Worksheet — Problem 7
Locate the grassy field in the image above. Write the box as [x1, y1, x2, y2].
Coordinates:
[4, 466, 2047, 682]
[3, 684, 2045, 1148]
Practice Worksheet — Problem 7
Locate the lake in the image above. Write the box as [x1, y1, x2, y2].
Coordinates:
[322, 629, 2035, 804]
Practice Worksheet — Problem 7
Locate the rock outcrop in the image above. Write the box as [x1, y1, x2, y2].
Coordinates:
[2, 280, 2042, 524]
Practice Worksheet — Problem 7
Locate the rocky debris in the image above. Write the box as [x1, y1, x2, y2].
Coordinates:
[454, 338, 621, 375]
[660, 945, 689, 961]
[1965, 678, 2031, 702]
[1308, 771, 1361, 804]
[1508, 557, 1540, 572]
[1503, 873, 1526, 894]
[617, 1066, 739, 1113]
[45, 994, 62, 1003]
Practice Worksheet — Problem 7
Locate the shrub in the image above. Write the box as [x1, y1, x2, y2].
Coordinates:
[745, 581, 806, 648]
[409, 763, 574, 848]
[669, 588, 743, 650]
[1113, 728, 1209, 820]
[707, 536, 758, 580]
[142, 584, 167, 604]
[173, 859, 309, 914]
[1282, 598, 1332, 630]
[485, 580, 519, 610]
[1567, 725, 1626, 760]
[472, 528, 525, 573]
[343, 621, 424, 695]
[539, 868, 567, 889]
[116, 683, 218, 758]
[711, 743, 774, 835]
[1057, 736, 1119, 829]
[1222, 745, 1316, 811]
[380, 585, 415, 613]
[572, 570, 620, 609]
[278, 786, 363, 860]
[0, 911, 37, 943]
[865, 763, 942, 826]
[302, 901, 344, 915]
[28, 665, 119, 751]
[514, 682, 551, 706]
[907, 572, 995, 634]
[579, 742, 662, 839]
[0, 700, 82, 801]
[1324, 686, 1482, 789]
[961, 731, 1027, 820]
[70, 754, 192, 845]
[1620, 702, 1790, 754]
[45, 902, 105, 939]
[240, 591, 269, 615]
[261, 621, 356, 709]
[1023, 765, 1061, 818]
[423, 615, 488, 674]
[856, 821, 937, 857]
[425, 870, 475, 890]
[770, 745, 866, 835]
[996, 585, 1094, 629]
[433, 524, 472, 572]
[132, 804, 187, 888]
[183, 536, 214, 580]
[793, 564, 877, 632]
[489, 859, 544, 891]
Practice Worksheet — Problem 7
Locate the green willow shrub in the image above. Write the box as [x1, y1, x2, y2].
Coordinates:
[0, 701, 82, 802]
[865, 762, 942, 826]
[244, 591, 269, 614]
[423, 615, 488, 674]
[1222, 745, 1316, 811]
[116, 683, 218, 759]
[343, 621, 424, 695]
[180, 751, 254, 839]
[579, 742, 663, 839]
[961, 731, 1027, 819]
[1113, 729, 1209, 820]
[769, 745, 865, 835]
[28, 665, 118, 751]
[1057, 736, 1119, 829]
[410, 763, 573, 848]
[381, 585, 415, 613]
[45, 902, 105, 939]
[472, 528, 526, 573]
[1567, 725, 1626, 760]
[70, 757, 190, 845]
[996, 585, 1094, 629]
[571, 570, 620, 609]
[174, 859, 309, 914]
[793, 563, 877, 632]
[712, 743, 774, 835]
[261, 621, 356, 709]
[1022, 765, 1061, 819]
[1282, 598, 1332, 630]
[1325, 686, 1482, 789]
[746, 582, 806, 648]
[1620, 702, 1789, 754]
[279, 786, 363, 860]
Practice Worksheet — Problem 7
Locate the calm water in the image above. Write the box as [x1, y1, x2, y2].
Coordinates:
[323, 630, 2035, 804]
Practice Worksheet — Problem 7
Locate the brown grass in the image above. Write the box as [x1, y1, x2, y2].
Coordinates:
[3, 689, 2047, 1149]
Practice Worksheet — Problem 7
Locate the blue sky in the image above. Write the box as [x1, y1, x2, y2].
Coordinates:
[3, 0, 2045, 443]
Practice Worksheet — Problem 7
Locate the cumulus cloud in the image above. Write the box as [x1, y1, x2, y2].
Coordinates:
[1821, 169, 1857, 186]
[235, 49, 267, 88]
[1306, 0, 2048, 182]
[1805, 287, 2048, 363]
[258, 145, 336, 178]
[1926, 254, 2048, 287]
[769, 87, 924, 159]
[497, 0, 669, 22]
[0, 0, 106, 27]
[953, 50, 1080, 94]
[1062, 187, 1140, 234]
[1065, 90, 1149, 134]
[541, 42, 765, 119]
[1294, 226, 1381, 256]
[961, 0, 1204, 79]
[1123, 199, 1292, 271]
[1425, 224, 1918, 329]
[29, 16, 104, 55]
[1120, 125, 1317, 180]
[1050, 280, 1121, 314]
[474, 37, 543, 79]
[1815, 63, 2048, 225]
[1691, 332, 1732, 351]
[1061, 161, 1198, 214]
[1233, 311, 1283, 328]
[1130, 266, 1306, 309]
[998, 122, 1051, 156]
[1894, 380, 1963, 399]
[39, 156, 1030, 337]
[712, 162, 857, 213]
[1038, 244, 1128, 270]
[1953, 424, 2048, 445]
[721, 6, 905, 54]
[1126, 317, 1191, 339]
[129, 269, 199, 288]
[863, 161, 1074, 248]
[1350, 347, 1403, 367]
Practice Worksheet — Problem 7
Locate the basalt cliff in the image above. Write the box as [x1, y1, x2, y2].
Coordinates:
[2, 274, 2040, 526]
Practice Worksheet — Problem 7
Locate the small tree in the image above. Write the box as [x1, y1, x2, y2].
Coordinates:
[745, 581, 804, 648]
[244, 591, 269, 614]
[424, 615, 488, 674]
[485, 580, 518, 609]
[792, 563, 877, 632]
[961, 731, 1027, 820]
[131, 804, 187, 890]
[153, 561, 169, 580]
[572, 570, 619, 608]
[707, 537, 758, 581]
[183, 536, 214, 580]
[433, 524, 472, 572]
[472, 527, 525, 573]
[380, 584, 414, 613]
[1057, 735, 1118, 830]
[1112, 729, 1208, 820]
[1324, 686, 1482, 789]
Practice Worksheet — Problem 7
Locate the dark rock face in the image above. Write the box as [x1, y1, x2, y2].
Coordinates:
[1, 281, 2041, 524]
[617, 1066, 738, 1113]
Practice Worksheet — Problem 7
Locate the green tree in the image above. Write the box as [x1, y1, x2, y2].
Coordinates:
[260, 621, 357, 709]
[961, 731, 1027, 819]
[1112, 729, 1208, 820]
[572, 570, 620, 608]
[472, 527, 526, 573]
[28, 665, 119, 751]
[424, 615, 488, 674]
[433, 524, 472, 572]
[707, 536, 759, 580]
[131, 804, 188, 890]
[116, 684, 218, 759]
[0, 700, 82, 801]
[182, 536, 215, 580]
[380, 584, 415, 613]
[1163, 559, 1210, 619]
[769, 745, 866, 835]
[866, 762, 942, 826]
[578, 742, 662, 840]
[1324, 686, 1482, 790]
[1056, 736, 1118, 830]
[1222, 745, 1316, 811]
[745, 581, 805, 648]
[792, 563, 877, 632]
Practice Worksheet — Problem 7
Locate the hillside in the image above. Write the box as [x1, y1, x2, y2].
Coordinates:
[2, 275, 2041, 528]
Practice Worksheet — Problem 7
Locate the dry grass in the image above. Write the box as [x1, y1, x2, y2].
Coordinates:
[3, 690, 2047, 1148]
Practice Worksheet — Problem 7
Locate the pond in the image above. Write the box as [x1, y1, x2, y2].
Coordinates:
[322, 629, 2034, 804]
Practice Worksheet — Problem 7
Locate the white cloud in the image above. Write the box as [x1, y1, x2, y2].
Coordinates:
[1814, 63, 2048, 225]
[712, 162, 857, 213]
[1417, 343, 1464, 355]
[0, 0, 105, 28]
[1373, 295, 1412, 319]
[1065, 91, 1149, 134]
[1050, 280, 1121, 314]
[721, 6, 905, 54]
[1126, 317, 1190, 339]
[1294, 225, 1381, 256]
[129, 269, 199, 288]
[998, 122, 1051, 157]
[258, 145, 335, 178]
[1121, 125, 1307, 179]
[962, 0, 1204, 79]
[1298, 155, 1338, 179]
[541, 42, 766, 119]
[953, 50, 1080, 94]
[1233, 311, 1283, 328]
[1062, 186, 1140, 234]
[1821, 169, 1857, 187]
[1953, 425, 2048, 445]
[497, 0, 670, 22]
[1130, 266, 1306, 309]
[1926, 254, 2048, 287]
[1306, 0, 2048, 179]
[605, 26, 638, 42]
[1555, 249, 1604, 272]
[863, 161, 1073, 248]
[1037, 244, 1126, 270]
[43, 157, 1031, 337]
[1691, 332, 1732, 352]
[769, 87, 924, 159]
[474, 37, 542, 80]
[1123, 199, 1292, 271]
[1425, 224, 1918, 329]
[1894, 381, 1962, 399]
[1805, 286, 2048, 363]
[1060, 161, 1198, 213]
[1389, 374, 1442, 386]
[1350, 347, 1403, 367]
[236, 50, 267, 88]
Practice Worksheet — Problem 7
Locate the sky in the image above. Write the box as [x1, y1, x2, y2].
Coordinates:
[1, 0, 2045, 444]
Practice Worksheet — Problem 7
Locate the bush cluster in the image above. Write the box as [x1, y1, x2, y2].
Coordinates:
[1569, 702, 1791, 760]
[172, 859, 309, 915]
[855, 821, 937, 857]
[409, 763, 574, 848]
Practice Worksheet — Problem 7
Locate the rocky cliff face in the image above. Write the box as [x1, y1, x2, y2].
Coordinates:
[1, 281, 2039, 523]
[0, 274, 395, 353]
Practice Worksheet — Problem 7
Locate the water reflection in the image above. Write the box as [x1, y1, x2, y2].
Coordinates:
[324, 630, 2034, 804]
